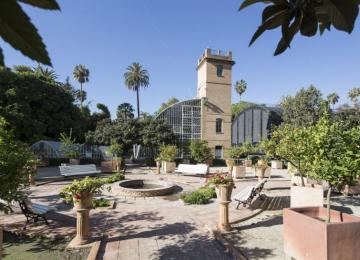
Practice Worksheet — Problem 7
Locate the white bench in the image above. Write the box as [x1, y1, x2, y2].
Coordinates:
[233, 179, 268, 209]
[175, 164, 209, 175]
[59, 164, 101, 177]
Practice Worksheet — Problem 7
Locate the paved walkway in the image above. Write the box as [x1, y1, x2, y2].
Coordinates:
[1, 167, 292, 259]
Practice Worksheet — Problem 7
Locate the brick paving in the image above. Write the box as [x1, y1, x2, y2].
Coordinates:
[1, 167, 292, 259]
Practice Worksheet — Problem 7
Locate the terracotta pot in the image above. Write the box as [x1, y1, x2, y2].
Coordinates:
[283, 207, 360, 260]
[232, 165, 246, 178]
[205, 159, 213, 166]
[163, 161, 176, 173]
[244, 159, 252, 167]
[69, 159, 80, 165]
[271, 160, 283, 169]
[216, 184, 234, 202]
[73, 193, 93, 209]
[256, 167, 266, 180]
[101, 160, 114, 173]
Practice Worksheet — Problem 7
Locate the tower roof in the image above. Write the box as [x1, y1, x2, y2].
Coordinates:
[197, 48, 235, 69]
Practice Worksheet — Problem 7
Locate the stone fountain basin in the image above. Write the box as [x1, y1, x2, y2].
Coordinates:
[117, 179, 176, 197]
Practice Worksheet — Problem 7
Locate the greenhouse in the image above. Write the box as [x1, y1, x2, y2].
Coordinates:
[231, 105, 282, 146]
[156, 99, 202, 156]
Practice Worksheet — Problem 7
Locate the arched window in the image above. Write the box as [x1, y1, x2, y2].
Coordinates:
[216, 118, 223, 133]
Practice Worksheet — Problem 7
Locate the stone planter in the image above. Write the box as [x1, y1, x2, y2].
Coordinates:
[256, 167, 267, 180]
[163, 161, 176, 173]
[287, 162, 298, 175]
[156, 161, 161, 174]
[232, 165, 246, 178]
[271, 160, 283, 169]
[216, 184, 234, 231]
[69, 159, 80, 165]
[101, 160, 115, 173]
[283, 207, 360, 260]
[290, 185, 324, 208]
[73, 193, 93, 210]
[244, 159, 252, 167]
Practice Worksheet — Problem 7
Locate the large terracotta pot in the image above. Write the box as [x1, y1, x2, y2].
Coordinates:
[232, 165, 246, 178]
[283, 207, 360, 260]
[256, 167, 266, 180]
[244, 159, 252, 167]
[271, 160, 283, 169]
[101, 160, 115, 173]
[73, 193, 93, 209]
[215, 184, 234, 202]
[163, 161, 176, 173]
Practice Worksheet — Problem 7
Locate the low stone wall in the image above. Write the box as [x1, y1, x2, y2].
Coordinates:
[115, 180, 176, 197]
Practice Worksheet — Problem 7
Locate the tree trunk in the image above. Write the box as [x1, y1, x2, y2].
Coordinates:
[136, 87, 140, 118]
[326, 187, 332, 223]
[80, 82, 83, 109]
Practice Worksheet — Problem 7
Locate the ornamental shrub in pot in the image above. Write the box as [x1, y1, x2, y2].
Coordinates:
[226, 147, 246, 178]
[159, 145, 177, 173]
[189, 140, 213, 165]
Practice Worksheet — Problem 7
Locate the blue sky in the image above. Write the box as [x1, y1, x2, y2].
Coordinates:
[2, 0, 359, 117]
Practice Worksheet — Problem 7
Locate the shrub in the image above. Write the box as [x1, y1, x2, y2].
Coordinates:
[59, 129, 80, 159]
[180, 191, 209, 205]
[103, 173, 125, 184]
[158, 145, 177, 162]
[189, 140, 213, 163]
[180, 186, 216, 205]
[91, 198, 110, 208]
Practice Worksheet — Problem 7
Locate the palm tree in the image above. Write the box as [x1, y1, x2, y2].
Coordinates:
[327, 92, 339, 110]
[73, 64, 90, 109]
[348, 88, 360, 105]
[33, 65, 57, 82]
[234, 80, 247, 101]
[124, 62, 149, 118]
[117, 103, 135, 121]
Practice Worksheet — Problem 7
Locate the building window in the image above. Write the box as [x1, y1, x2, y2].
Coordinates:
[216, 118, 223, 133]
[215, 146, 223, 159]
[216, 65, 224, 77]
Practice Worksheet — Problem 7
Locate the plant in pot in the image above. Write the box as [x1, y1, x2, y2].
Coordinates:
[242, 142, 255, 167]
[226, 147, 246, 178]
[109, 141, 124, 173]
[189, 140, 213, 165]
[60, 129, 81, 165]
[159, 144, 177, 173]
[255, 157, 269, 180]
[283, 114, 360, 260]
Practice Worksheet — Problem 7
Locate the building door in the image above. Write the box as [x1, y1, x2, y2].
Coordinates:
[215, 146, 223, 159]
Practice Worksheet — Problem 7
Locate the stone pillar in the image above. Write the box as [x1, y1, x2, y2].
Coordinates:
[70, 208, 90, 246]
[217, 185, 233, 231]
[156, 161, 161, 174]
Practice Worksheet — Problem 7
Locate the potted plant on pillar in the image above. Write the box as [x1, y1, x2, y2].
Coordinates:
[61, 177, 109, 246]
[226, 147, 246, 178]
[159, 144, 177, 173]
[207, 173, 235, 231]
[283, 114, 360, 260]
[242, 142, 255, 167]
[60, 130, 81, 165]
[189, 140, 213, 166]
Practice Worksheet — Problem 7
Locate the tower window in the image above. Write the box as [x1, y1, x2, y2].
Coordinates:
[216, 65, 224, 77]
[215, 146, 223, 159]
[216, 118, 223, 133]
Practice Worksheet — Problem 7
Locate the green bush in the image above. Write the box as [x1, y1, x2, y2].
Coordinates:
[180, 186, 216, 205]
[158, 145, 177, 162]
[103, 173, 125, 184]
[91, 198, 110, 208]
[189, 140, 212, 163]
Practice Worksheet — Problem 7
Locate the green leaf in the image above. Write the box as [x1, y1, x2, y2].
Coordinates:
[249, 10, 289, 46]
[18, 0, 60, 10]
[300, 8, 318, 37]
[239, 0, 286, 11]
[0, 47, 4, 66]
[323, 0, 359, 33]
[274, 15, 301, 55]
[262, 4, 288, 23]
[0, 0, 51, 65]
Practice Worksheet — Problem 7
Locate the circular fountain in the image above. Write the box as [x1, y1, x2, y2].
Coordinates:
[117, 179, 176, 197]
